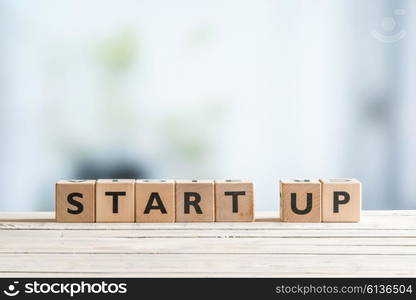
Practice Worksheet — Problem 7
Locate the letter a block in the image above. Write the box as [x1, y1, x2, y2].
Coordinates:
[175, 180, 214, 222]
[215, 180, 254, 222]
[96, 179, 135, 222]
[280, 179, 321, 222]
[136, 179, 175, 223]
[56, 180, 96, 222]
[321, 179, 361, 222]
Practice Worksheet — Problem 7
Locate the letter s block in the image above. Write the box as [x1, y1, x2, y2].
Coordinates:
[215, 180, 254, 222]
[321, 179, 361, 222]
[175, 180, 214, 222]
[280, 179, 321, 222]
[96, 179, 135, 223]
[55, 180, 96, 222]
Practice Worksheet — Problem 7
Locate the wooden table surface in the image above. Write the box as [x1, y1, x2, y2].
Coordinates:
[0, 210, 415, 277]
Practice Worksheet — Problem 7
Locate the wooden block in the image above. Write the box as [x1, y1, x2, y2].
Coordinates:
[280, 179, 321, 222]
[215, 180, 254, 222]
[136, 179, 175, 223]
[175, 180, 214, 222]
[55, 180, 96, 223]
[321, 178, 361, 222]
[96, 179, 135, 223]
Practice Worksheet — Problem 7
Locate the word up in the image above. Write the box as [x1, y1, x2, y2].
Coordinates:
[280, 179, 361, 222]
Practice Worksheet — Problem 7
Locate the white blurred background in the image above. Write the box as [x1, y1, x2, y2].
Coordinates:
[0, 0, 415, 211]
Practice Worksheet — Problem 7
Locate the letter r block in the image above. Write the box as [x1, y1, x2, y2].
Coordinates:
[96, 179, 135, 223]
[215, 180, 254, 222]
[175, 180, 214, 222]
[136, 179, 175, 223]
[280, 179, 321, 222]
[321, 179, 361, 222]
[55, 180, 96, 222]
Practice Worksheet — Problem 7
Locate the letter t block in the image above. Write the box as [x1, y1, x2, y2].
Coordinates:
[96, 179, 135, 223]
[215, 180, 254, 222]
[280, 179, 321, 222]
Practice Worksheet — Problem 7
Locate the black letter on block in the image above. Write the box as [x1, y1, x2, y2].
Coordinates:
[105, 191, 126, 213]
[184, 192, 202, 214]
[333, 191, 350, 213]
[290, 193, 312, 215]
[144, 192, 167, 214]
[67, 192, 84, 214]
[224, 191, 246, 213]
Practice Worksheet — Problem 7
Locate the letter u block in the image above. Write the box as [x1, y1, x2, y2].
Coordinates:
[175, 180, 214, 222]
[55, 180, 96, 222]
[280, 179, 321, 222]
[321, 179, 361, 222]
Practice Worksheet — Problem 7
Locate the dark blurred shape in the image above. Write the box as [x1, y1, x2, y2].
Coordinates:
[76, 159, 148, 180]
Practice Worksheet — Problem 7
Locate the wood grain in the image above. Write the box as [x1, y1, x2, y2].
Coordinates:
[215, 180, 254, 222]
[321, 179, 361, 222]
[96, 179, 135, 223]
[280, 180, 321, 222]
[136, 180, 175, 223]
[55, 180, 96, 223]
[1, 211, 415, 277]
[175, 180, 215, 222]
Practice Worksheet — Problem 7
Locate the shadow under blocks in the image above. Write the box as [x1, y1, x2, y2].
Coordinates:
[55, 178, 360, 223]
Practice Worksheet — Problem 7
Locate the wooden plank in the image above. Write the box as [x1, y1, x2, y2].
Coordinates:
[2, 210, 416, 221]
[0, 253, 415, 277]
[2, 223, 416, 230]
[1, 228, 416, 238]
[1, 211, 415, 229]
[1, 211, 415, 278]
[2, 272, 414, 278]
[1, 237, 416, 255]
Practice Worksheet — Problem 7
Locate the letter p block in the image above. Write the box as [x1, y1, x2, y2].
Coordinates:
[280, 179, 321, 222]
[321, 179, 361, 222]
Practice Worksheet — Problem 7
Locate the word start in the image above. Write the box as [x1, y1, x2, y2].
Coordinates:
[55, 179, 361, 223]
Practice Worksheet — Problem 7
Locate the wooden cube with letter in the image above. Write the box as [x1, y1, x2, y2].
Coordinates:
[55, 180, 96, 222]
[280, 179, 321, 222]
[96, 179, 135, 222]
[175, 180, 214, 222]
[215, 180, 254, 222]
[321, 178, 361, 222]
[136, 179, 175, 222]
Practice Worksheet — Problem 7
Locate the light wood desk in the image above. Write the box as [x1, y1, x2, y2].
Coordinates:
[0, 211, 415, 277]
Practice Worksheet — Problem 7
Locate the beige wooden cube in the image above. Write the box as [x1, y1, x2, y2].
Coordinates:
[96, 179, 135, 223]
[175, 180, 214, 222]
[280, 179, 321, 222]
[55, 180, 96, 223]
[321, 178, 361, 222]
[136, 179, 175, 223]
[215, 180, 254, 222]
